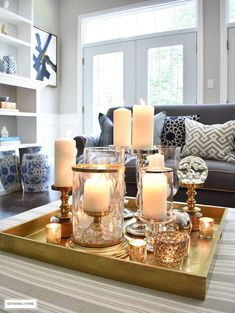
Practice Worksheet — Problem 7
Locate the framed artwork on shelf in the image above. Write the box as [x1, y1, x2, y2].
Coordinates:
[32, 27, 57, 87]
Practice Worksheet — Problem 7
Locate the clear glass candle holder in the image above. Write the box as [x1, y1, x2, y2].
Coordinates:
[83, 147, 120, 164]
[45, 223, 62, 244]
[72, 164, 124, 248]
[129, 239, 147, 263]
[154, 231, 190, 267]
[199, 217, 214, 239]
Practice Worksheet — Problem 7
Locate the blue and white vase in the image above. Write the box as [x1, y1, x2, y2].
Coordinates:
[3, 55, 17, 75]
[21, 153, 50, 192]
[0, 155, 21, 192]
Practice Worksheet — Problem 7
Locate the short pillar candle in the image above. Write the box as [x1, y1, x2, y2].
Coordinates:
[199, 217, 214, 239]
[128, 239, 147, 263]
[45, 223, 62, 244]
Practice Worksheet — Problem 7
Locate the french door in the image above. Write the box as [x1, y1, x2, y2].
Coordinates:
[83, 32, 197, 133]
[83, 42, 135, 133]
[228, 27, 235, 103]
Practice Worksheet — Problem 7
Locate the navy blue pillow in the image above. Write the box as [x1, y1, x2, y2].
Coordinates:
[98, 113, 113, 146]
[161, 114, 200, 147]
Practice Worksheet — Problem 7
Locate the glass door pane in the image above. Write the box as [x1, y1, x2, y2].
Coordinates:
[148, 45, 183, 105]
[83, 42, 135, 134]
[136, 32, 197, 104]
[93, 52, 123, 128]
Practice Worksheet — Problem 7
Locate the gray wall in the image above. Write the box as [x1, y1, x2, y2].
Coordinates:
[34, 0, 60, 114]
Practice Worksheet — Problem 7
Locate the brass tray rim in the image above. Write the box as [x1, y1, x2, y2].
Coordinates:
[0, 199, 227, 299]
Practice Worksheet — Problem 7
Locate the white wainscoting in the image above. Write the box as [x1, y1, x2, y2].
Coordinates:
[58, 113, 82, 138]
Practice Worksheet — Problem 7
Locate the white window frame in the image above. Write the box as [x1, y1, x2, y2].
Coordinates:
[77, 0, 203, 132]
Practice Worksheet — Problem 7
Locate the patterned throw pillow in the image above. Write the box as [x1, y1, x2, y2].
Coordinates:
[98, 113, 113, 146]
[182, 119, 235, 163]
[154, 111, 166, 146]
[161, 114, 200, 147]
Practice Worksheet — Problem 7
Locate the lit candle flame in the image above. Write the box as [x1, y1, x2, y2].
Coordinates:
[139, 98, 147, 106]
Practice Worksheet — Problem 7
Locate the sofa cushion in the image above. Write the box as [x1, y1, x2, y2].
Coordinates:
[182, 119, 235, 163]
[161, 114, 200, 147]
[125, 157, 235, 192]
[203, 159, 235, 192]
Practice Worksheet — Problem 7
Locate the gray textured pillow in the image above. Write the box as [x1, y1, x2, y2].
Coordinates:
[154, 111, 166, 145]
[98, 113, 113, 146]
[182, 119, 235, 163]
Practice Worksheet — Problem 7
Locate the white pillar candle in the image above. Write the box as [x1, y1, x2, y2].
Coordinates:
[113, 108, 131, 147]
[147, 153, 165, 168]
[132, 101, 154, 150]
[54, 138, 76, 187]
[83, 179, 111, 213]
[143, 173, 167, 220]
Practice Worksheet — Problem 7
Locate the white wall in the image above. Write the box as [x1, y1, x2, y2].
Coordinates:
[203, 0, 220, 103]
[34, 0, 60, 161]
[34, 0, 60, 114]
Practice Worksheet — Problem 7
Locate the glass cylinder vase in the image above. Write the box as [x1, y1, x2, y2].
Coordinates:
[72, 164, 124, 248]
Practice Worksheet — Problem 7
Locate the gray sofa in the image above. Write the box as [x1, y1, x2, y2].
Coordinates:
[74, 104, 235, 208]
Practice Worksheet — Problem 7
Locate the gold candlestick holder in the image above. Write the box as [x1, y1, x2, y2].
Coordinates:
[51, 184, 72, 238]
[179, 182, 203, 231]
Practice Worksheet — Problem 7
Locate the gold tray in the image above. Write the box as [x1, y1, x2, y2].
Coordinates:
[0, 199, 227, 300]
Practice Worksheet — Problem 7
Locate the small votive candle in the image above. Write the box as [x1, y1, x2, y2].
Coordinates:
[199, 217, 214, 239]
[129, 239, 147, 263]
[45, 223, 62, 244]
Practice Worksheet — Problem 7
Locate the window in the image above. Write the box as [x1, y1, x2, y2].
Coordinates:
[83, 0, 197, 44]
[82, 1, 198, 133]
[228, 0, 235, 23]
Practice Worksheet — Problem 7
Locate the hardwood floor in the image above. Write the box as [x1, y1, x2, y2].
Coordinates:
[0, 190, 60, 220]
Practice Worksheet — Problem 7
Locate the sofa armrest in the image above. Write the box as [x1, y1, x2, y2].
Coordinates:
[73, 134, 101, 161]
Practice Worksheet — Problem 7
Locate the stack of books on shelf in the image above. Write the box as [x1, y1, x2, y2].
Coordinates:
[0, 137, 21, 146]
[0, 101, 18, 112]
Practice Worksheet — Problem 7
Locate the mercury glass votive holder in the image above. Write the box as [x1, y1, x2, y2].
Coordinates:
[129, 239, 147, 263]
[45, 223, 62, 244]
[199, 217, 214, 239]
[154, 231, 190, 267]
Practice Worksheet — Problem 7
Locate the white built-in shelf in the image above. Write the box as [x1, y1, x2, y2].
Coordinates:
[0, 73, 46, 89]
[0, 33, 31, 48]
[0, 111, 37, 117]
[0, 7, 31, 26]
[0, 143, 39, 152]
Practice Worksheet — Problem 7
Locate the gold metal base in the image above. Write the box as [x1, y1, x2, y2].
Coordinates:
[180, 183, 204, 231]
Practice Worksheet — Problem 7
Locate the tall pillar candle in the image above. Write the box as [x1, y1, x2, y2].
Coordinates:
[143, 173, 167, 220]
[83, 179, 111, 212]
[113, 108, 131, 147]
[147, 153, 165, 168]
[54, 138, 76, 187]
[132, 102, 154, 150]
